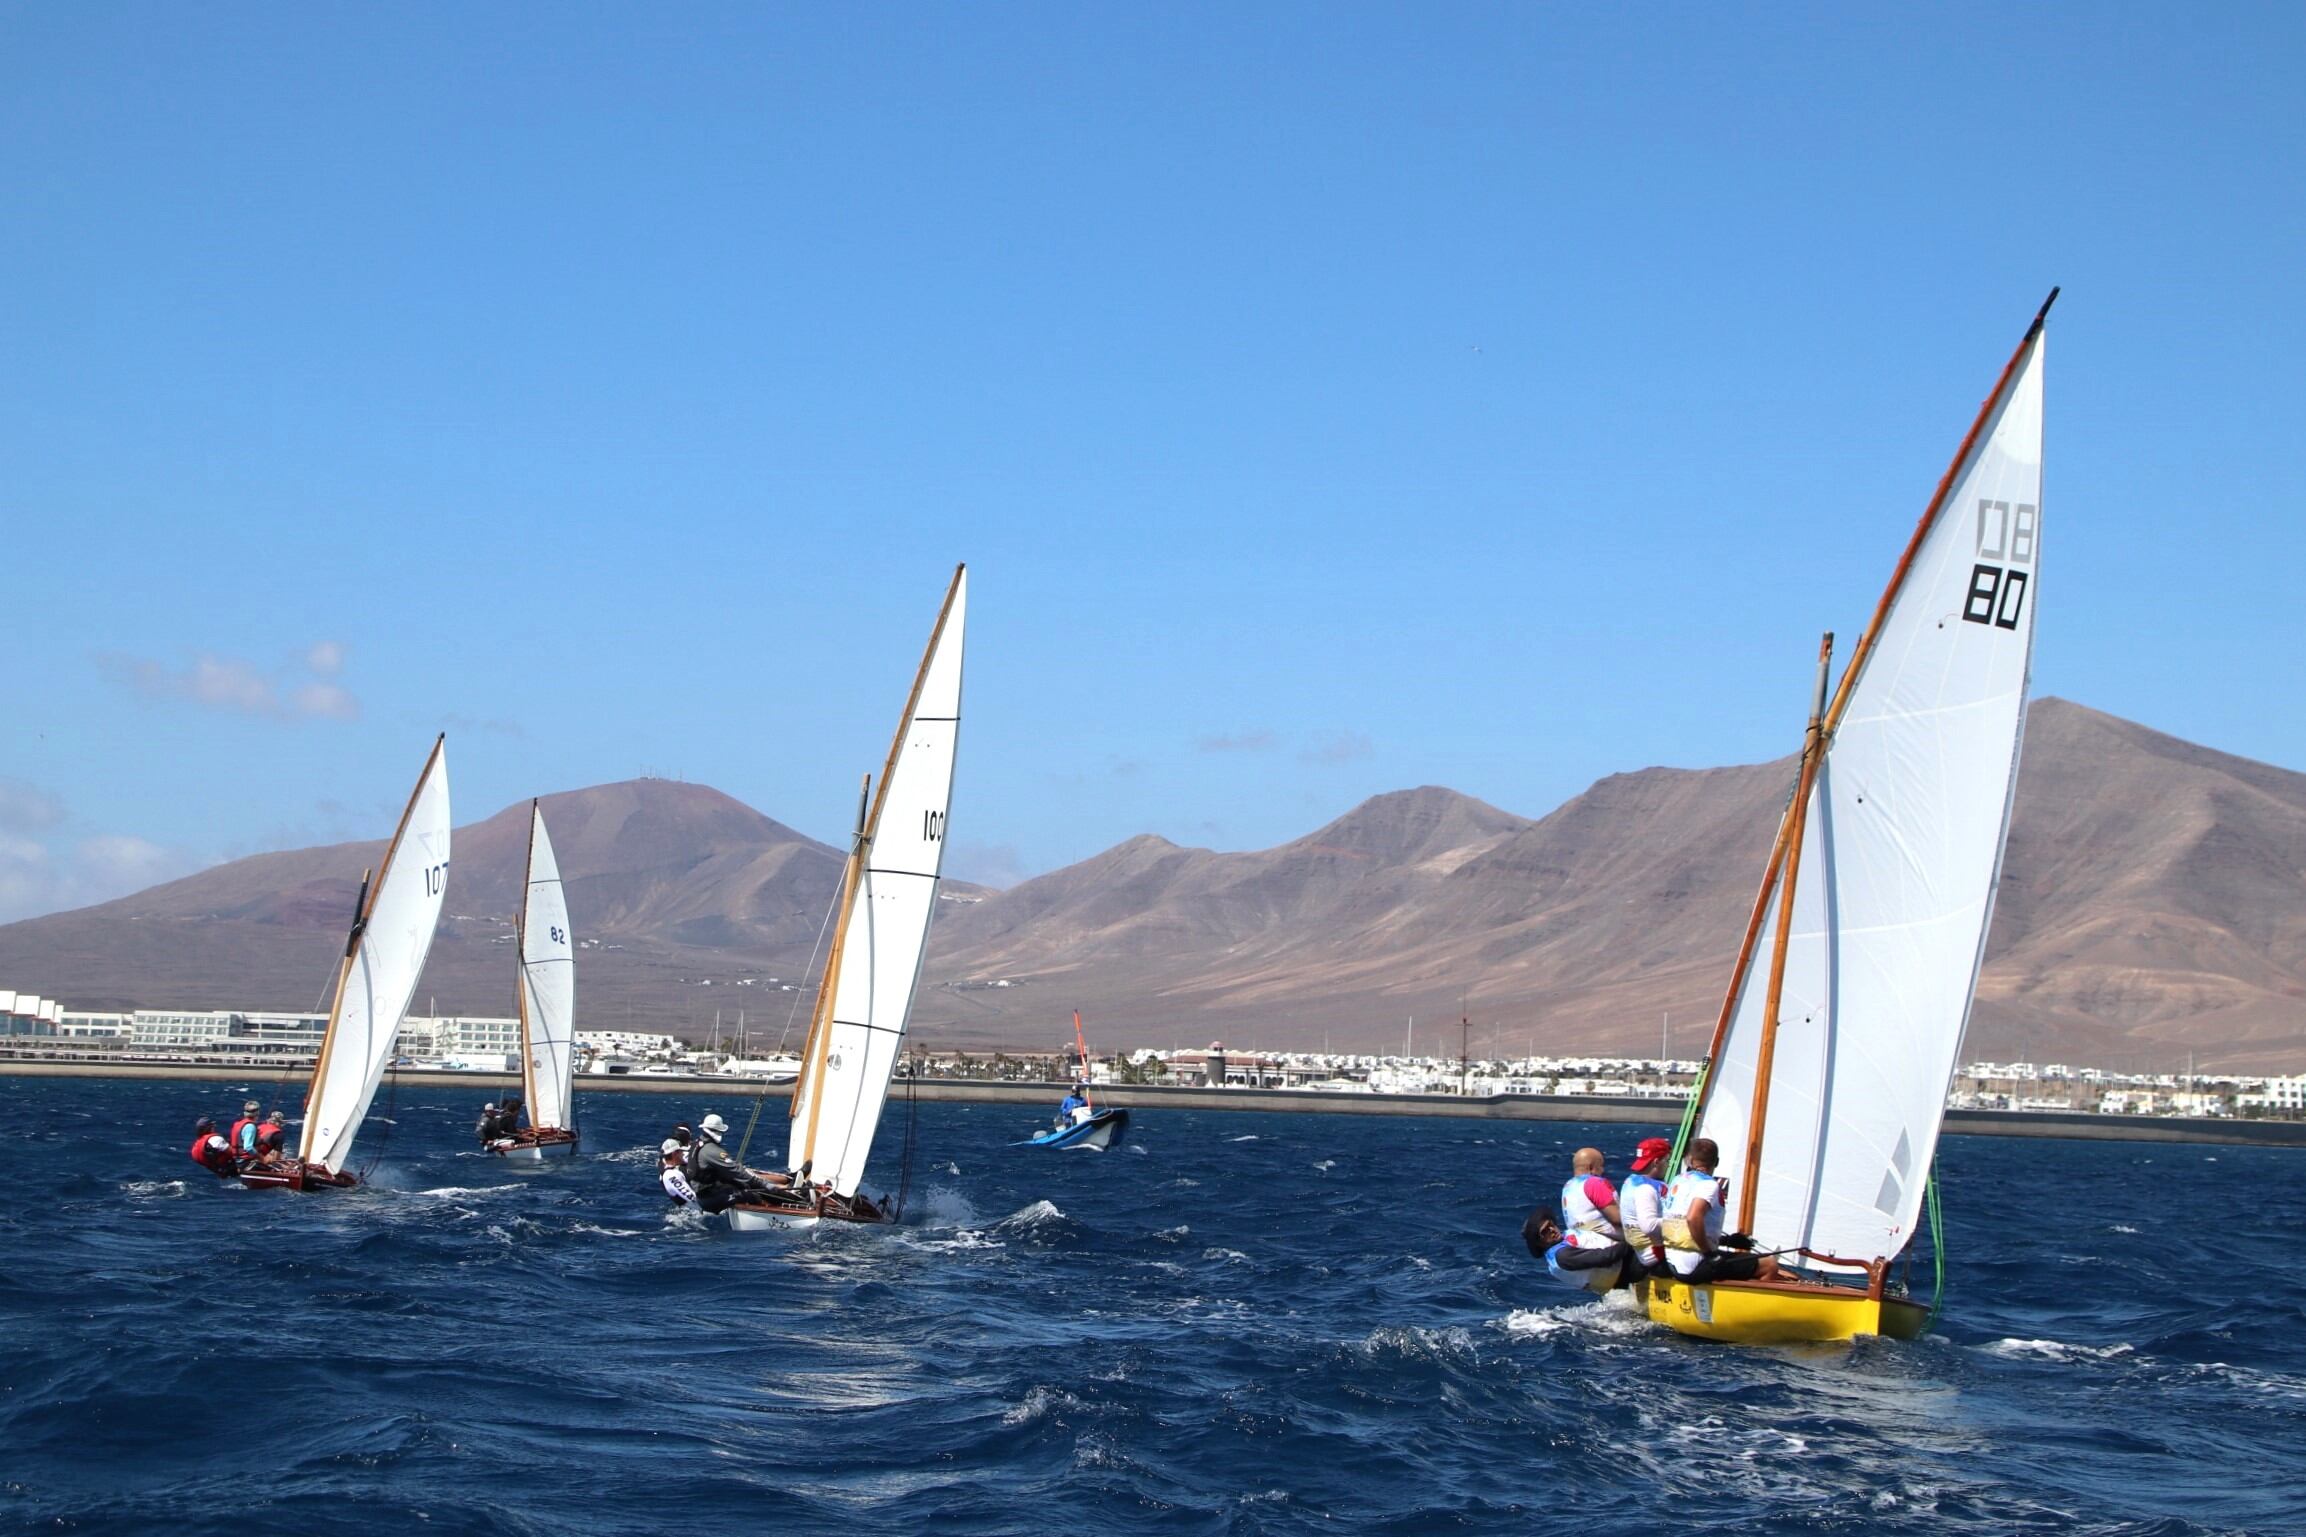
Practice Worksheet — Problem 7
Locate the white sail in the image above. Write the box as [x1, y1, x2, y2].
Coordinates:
[518, 802, 577, 1132]
[302, 736, 451, 1174]
[1701, 324, 2045, 1268]
[789, 567, 966, 1196]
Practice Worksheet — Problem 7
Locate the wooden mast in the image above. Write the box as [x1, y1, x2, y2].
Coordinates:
[514, 801, 541, 1125]
[1682, 293, 2057, 1152]
[791, 561, 968, 1179]
[299, 732, 445, 1167]
[791, 774, 871, 1179]
[1710, 293, 2055, 1234]
[1816, 289, 2057, 744]
[1734, 634, 1835, 1231]
[299, 866, 371, 1164]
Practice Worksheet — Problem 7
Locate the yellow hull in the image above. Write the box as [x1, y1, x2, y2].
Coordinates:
[1642, 1275, 1930, 1345]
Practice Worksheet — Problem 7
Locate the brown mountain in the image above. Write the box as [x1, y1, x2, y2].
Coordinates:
[921, 699, 2306, 1072]
[4, 700, 2304, 1070]
[0, 781, 868, 1042]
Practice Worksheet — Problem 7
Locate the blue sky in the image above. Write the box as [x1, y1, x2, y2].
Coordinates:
[3, 5, 2301, 921]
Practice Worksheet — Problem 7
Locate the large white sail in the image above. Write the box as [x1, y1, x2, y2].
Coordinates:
[302, 736, 452, 1174]
[789, 566, 966, 1196]
[518, 802, 577, 1132]
[1701, 323, 2045, 1268]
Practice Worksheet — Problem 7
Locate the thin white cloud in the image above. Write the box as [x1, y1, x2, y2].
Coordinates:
[0, 828, 206, 924]
[1301, 731, 1375, 765]
[944, 840, 1030, 889]
[0, 780, 66, 834]
[98, 643, 361, 722]
[1195, 730, 1277, 754]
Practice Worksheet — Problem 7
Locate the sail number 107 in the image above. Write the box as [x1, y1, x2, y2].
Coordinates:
[422, 862, 448, 897]
[1963, 498, 2036, 631]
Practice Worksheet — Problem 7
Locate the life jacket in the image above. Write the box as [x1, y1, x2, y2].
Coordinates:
[257, 1120, 285, 1150]
[190, 1134, 236, 1174]
[1560, 1174, 1622, 1249]
[1661, 1169, 1726, 1276]
[660, 1163, 696, 1204]
[1543, 1239, 1620, 1295]
[229, 1117, 256, 1153]
[1620, 1170, 1668, 1258]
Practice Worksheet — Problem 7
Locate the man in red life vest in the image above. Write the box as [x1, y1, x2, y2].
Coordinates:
[253, 1108, 288, 1166]
[187, 1117, 239, 1177]
[228, 1100, 262, 1161]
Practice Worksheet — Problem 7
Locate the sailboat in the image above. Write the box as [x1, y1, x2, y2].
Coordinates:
[1643, 293, 2052, 1344]
[1012, 1010, 1128, 1150]
[725, 564, 967, 1231]
[241, 735, 452, 1192]
[495, 801, 578, 1159]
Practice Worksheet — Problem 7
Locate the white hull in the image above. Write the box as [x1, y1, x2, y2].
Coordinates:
[725, 1206, 818, 1233]
[499, 1138, 577, 1162]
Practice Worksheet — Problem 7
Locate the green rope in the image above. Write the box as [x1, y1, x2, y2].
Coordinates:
[1668, 1059, 1710, 1170]
[1925, 1162, 1948, 1325]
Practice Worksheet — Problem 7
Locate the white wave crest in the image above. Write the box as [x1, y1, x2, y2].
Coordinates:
[1983, 1337, 2136, 1363]
[1002, 1385, 1081, 1426]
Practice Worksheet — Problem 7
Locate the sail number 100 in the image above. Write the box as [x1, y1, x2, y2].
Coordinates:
[923, 810, 946, 842]
[1963, 497, 2036, 631]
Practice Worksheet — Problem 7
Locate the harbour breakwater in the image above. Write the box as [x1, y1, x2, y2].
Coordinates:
[8, 1055, 2302, 1147]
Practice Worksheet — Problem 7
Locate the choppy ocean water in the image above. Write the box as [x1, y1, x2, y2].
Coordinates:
[3, 1074, 2302, 1536]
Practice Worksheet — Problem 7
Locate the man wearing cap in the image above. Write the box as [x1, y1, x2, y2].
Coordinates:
[659, 1139, 697, 1206]
[1620, 1136, 1674, 1278]
[229, 1100, 263, 1161]
[688, 1112, 782, 1213]
[187, 1117, 239, 1177]
[254, 1108, 289, 1168]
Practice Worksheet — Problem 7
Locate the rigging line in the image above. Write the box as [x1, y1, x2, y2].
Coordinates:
[737, 877, 846, 1171]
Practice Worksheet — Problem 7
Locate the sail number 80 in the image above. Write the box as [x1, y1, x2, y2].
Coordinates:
[923, 810, 946, 842]
[1963, 498, 2036, 631]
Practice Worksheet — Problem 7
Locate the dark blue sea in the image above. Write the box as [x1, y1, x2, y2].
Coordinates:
[4, 1076, 2302, 1536]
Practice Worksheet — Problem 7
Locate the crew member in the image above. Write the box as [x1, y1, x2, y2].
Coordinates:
[659, 1139, 697, 1206]
[1661, 1137, 1783, 1284]
[1056, 1084, 1092, 1129]
[255, 1108, 289, 1167]
[1521, 1207, 1620, 1295]
[188, 1117, 239, 1177]
[475, 1101, 517, 1147]
[689, 1112, 778, 1213]
[229, 1100, 262, 1160]
[1550, 1146, 1633, 1291]
[1619, 1136, 1674, 1277]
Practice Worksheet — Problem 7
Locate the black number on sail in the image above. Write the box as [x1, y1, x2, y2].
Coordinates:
[1964, 497, 2035, 631]
[423, 862, 448, 897]
[923, 809, 945, 842]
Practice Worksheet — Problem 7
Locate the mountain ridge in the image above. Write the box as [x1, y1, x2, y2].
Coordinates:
[5, 699, 2304, 1071]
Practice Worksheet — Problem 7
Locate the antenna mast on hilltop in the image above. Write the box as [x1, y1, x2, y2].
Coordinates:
[1458, 1007, 1472, 1096]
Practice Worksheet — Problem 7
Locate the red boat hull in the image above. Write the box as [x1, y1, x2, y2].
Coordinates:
[236, 1160, 358, 1192]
